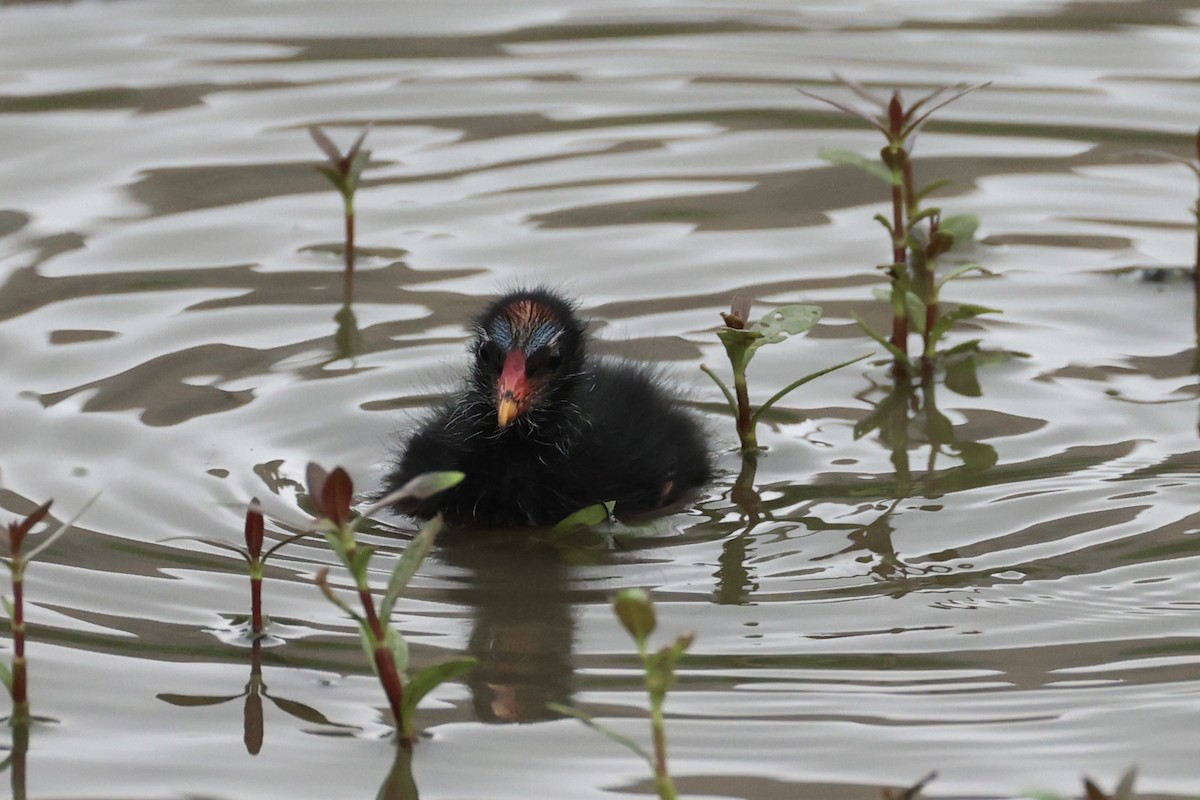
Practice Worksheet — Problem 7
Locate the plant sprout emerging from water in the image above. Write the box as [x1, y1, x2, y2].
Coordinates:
[701, 296, 869, 452]
[306, 463, 475, 749]
[310, 124, 372, 306]
[551, 589, 692, 800]
[166, 500, 312, 637]
[801, 75, 997, 369]
[310, 124, 372, 356]
[1, 481, 95, 725]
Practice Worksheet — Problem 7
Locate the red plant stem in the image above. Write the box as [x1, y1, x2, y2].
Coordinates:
[358, 588, 409, 747]
[343, 208, 355, 307]
[11, 566, 29, 717]
[250, 575, 263, 636]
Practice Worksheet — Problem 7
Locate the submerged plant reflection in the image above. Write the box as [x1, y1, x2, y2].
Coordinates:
[157, 637, 359, 755]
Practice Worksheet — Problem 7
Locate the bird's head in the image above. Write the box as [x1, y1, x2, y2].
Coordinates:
[470, 289, 586, 430]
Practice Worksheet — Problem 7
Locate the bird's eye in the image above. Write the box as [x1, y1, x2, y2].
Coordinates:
[477, 340, 505, 372]
[526, 346, 563, 376]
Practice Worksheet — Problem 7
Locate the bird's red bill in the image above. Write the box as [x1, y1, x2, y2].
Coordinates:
[496, 350, 529, 428]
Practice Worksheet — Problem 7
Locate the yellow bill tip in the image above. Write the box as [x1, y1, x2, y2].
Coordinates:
[498, 397, 519, 428]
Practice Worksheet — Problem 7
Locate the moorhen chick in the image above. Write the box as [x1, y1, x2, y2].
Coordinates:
[382, 288, 710, 527]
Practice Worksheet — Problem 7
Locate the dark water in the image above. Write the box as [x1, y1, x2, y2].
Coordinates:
[1, 1, 1198, 797]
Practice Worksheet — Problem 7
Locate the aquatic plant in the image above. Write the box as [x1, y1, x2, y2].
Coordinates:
[310, 124, 372, 356]
[306, 463, 475, 749]
[801, 76, 997, 369]
[1, 484, 94, 725]
[166, 500, 312, 637]
[551, 589, 692, 800]
[701, 296, 869, 452]
[310, 124, 372, 306]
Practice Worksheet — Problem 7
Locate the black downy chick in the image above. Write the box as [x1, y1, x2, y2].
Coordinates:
[382, 288, 710, 527]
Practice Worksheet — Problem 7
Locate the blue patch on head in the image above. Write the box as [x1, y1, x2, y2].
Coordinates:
[489, 318, 515, 349]
[526, 321, 559, 351]
[488, 315, 560, 352]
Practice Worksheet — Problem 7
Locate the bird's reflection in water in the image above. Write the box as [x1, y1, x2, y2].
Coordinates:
[437, 531, 577, 723]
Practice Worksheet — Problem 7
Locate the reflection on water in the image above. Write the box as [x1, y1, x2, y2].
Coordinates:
[440, 535, 576, 724]
[1, 0, 1200, 798]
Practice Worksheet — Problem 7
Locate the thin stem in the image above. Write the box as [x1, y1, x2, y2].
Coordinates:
[249, 574, 263, 636]
[699, 364, 739, 419]
[9, 713, 28, 800]
[358, 585, 409, 748]
[649, 691, 677, 800]
[732, 361, 756, 451]
[888, 150, 909, 358]
[343, 200, 356, 307]
[11, 560, 28, 722]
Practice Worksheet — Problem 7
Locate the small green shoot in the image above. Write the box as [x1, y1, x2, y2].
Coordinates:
[306, 463, 475, 749]
[701, 296, 870, 451]
[551, 588, 692, 800]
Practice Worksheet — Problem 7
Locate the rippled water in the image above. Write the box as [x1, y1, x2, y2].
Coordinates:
[2, 1, 1199, 798]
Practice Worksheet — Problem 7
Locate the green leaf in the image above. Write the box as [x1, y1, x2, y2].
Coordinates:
[546, 703, 653, 766]
[752, 352, 873, 423]
[928, 303, 1000, 347]
[348, 545, 374, 579]
[746, 305, 822, 358]
[381, 516, 442, 622]
[358, 621, 378, 673]
[873, 213, 895, 238]
[818, 147, 894, 183]
[699, 364, 739, 418]
[935, 263, 992, 292]
[385, 626, 409, 674]
[853, 313, 909, 363]
[645, 632, 695, 697]
[363, 471, 465, 516]
[910, 206, 940, 226]
[0, 659, 11, 692]
[551, 501, 615, 535]
[402, 658, 478, 722]
[914, 178, 953, 205]
[614, 589, 656, 643]
[939, 214, 980, 248]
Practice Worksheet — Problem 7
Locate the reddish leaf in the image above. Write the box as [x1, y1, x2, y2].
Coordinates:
[244, 498, 264, 561]
[887, 91, 904, 136]
[320, 467, 354, 527]
[305, 463, 328, 503]
[8, 500, 53, 553]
